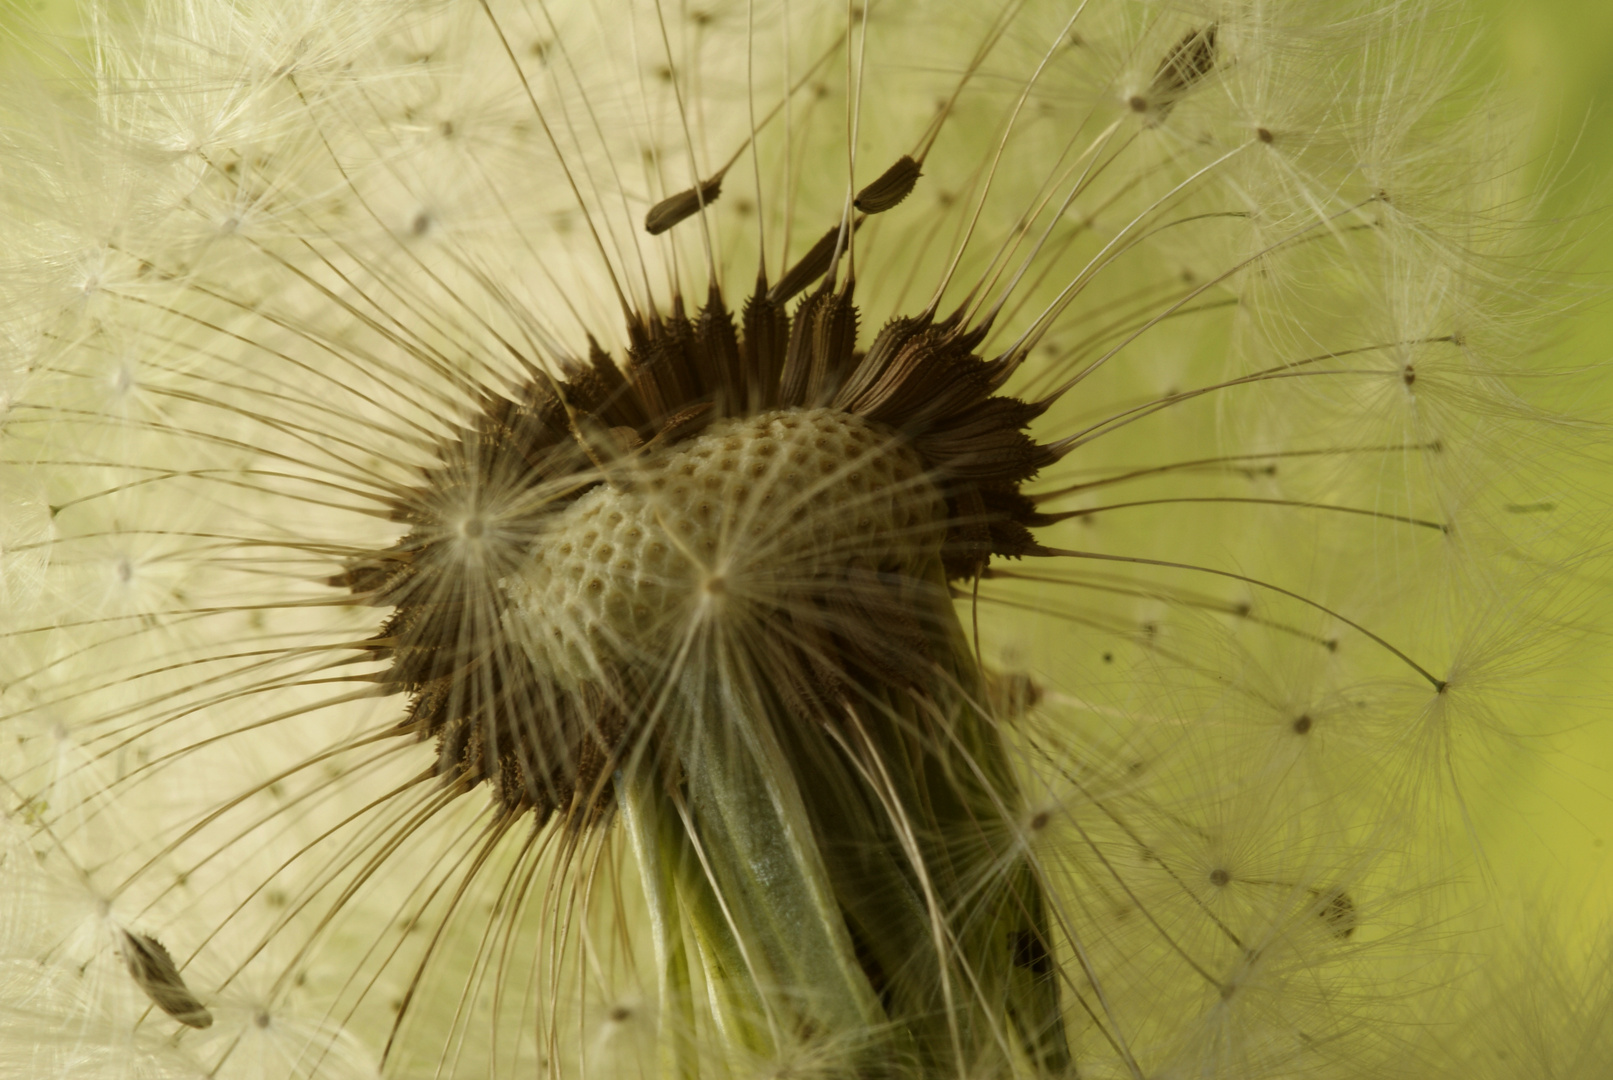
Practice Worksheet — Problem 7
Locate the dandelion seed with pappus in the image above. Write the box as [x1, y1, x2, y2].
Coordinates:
[2, 1, 1608, 1078]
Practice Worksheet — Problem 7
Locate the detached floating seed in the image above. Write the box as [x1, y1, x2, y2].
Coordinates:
[854, 155, 922, 214]
[119, 929, 214, 1029]
[644, 171, 725, 235]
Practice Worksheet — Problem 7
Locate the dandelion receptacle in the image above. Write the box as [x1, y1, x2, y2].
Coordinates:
[1, 1, 1607, 1078]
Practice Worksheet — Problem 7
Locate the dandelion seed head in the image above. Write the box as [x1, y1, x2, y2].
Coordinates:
[1, 0, 1606, 1076]
[508, 408, 944, 669]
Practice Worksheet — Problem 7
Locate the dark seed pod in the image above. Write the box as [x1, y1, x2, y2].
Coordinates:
[854, 155, 921, 214]
[1314, 888, 1358, 939]
[1152, 24, 1218, 98]
[644, 172, 725, 235]
[1143, 24, 1218, 118]
[768, 222, 855, 304]
[119, 930, 214, 1029]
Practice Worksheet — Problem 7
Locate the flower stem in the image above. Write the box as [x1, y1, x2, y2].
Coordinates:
[622, 557, 1071, 1076]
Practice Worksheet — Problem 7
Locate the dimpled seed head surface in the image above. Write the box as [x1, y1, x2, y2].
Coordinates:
[506, 408, 945, 675]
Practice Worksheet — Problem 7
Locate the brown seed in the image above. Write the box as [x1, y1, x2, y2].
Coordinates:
[1146, 24, 1218, 120]
[1152, 24, 1218, 99]
[644, 171, 725, 235]
[119, 930, 214, 1029]
[768, 222, 856, 305]
[854, 155, 922, 214]
[1315, 888, 1358, 938]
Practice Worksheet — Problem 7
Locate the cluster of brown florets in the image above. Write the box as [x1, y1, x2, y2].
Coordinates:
[334, 248, 1058, 823]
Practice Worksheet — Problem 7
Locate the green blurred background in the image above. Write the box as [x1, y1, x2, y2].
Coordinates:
[1469, 0, 1613, 938]
[3, 0, 1610, 934]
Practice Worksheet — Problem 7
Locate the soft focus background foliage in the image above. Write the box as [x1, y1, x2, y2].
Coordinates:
[2, 0, 1610, 976]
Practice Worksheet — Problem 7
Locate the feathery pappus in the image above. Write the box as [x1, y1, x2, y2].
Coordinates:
[1, 1, 1607, 1078]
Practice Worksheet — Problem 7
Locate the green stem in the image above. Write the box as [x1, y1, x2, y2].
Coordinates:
[620, 651, 912, 1076]
[619, 559, 1071, 1077]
